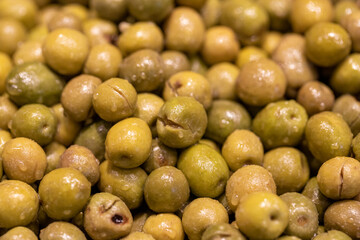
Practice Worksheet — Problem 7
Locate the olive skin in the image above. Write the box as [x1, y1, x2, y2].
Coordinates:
[39, 221, 87, 240]
[2, 137, 47, 184]
[144, 166, 190, 213]
[302, 177, 332, 222]
[177, 144, 229, 198]
[98, 160, 147, 210]
[182, 198, 229, 240]
[6, 62, 64, 107]
[235, 192, 289, 240]
[9, 104, 57, 146]
[0, 180, 39, 229]
[127, 0, 174, 23]
[305, 22, 351, 67]
[38, 168, 91, 220]
[236, 59, 286, 107]
[220, 0, 269, 45]
[205, 100, 251, 144]
[105, 118, 152, 169]
[0, 94, 17, 130]
[324, 200, 360, 240]
[61, 74, 102, 122]
[84, 43, 123, 81]
[164, 7, 205, 54]
[290, 0, 334, 33]
[272, 33, 318, 91]
[117, 22, 164, 57]
[143, 213, 184, 240]
[59, 145, 100, 186]
[305, 111, 353, 163]
[252, 100, 308, 149]
[330, 54, 360, 95]
[297, 81, 335, 116]
[0, 226, 38, 240]
[222, 129, 264, 171]
[119, 49, 165, 93]
[263, 147, 310, 195]
[226, 165, 277, 212]
[0, 18, 26, 55]
[280, 192, 319, 240]
[43, 28, 90, 76]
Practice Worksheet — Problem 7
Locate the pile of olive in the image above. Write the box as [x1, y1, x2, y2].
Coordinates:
[0, 0, 360, 239]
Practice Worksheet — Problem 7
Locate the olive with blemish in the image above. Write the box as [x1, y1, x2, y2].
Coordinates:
[156, 96, 207, 149]
[84, 192, 133, 240]
[82, 18, 118, 47]
[163, 71, 212, 109]
[92, 78, 137, 123]
[317, 156, 360, 200]
[280, 192, 319, 240]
